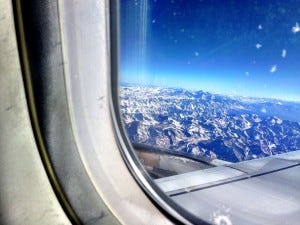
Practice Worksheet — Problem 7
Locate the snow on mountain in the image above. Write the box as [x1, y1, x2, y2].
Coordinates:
[120, 85, 300, 163]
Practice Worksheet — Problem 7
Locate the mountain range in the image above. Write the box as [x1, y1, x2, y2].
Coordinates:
[120, 85, 300, 163]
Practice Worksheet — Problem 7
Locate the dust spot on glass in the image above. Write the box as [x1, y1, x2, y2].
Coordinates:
[258, 24, 263, 30]
[211, 209, 232, 225]
[256, 43, 262, 49]
[270, 65, 277, 73]
[292, 22, 300, 33]
[282, 49, 287, 58]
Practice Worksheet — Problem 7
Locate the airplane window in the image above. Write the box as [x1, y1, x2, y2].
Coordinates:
[116, 0, 300, 224]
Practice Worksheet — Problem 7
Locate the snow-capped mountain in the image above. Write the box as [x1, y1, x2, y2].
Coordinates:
[120, 85, 300, 163]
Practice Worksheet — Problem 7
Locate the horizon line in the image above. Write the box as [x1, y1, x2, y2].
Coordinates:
[120, 82, 300, 104]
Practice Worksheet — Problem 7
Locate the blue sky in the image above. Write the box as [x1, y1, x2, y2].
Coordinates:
[120, 0, 300, 102]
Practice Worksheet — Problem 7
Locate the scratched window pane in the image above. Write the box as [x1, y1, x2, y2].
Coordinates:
[119, 0, 300, 177]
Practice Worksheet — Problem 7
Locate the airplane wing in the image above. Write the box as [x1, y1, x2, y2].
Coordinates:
[155, 150, 300, 225]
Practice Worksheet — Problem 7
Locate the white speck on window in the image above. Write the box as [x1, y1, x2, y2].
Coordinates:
[292, 22, 300, 33]
[261, 107, 267, 113]
[282, 49, 287, 58]
[268, 143, 276, 149]
[212, 210, 233, 225]
[213, 215, 232, 225]
[258, 24, 263, 30]
[180, 28, 185, 33]
[256, 43, 262, 49]
[192, 147, 200, 155]
[270, 65, 277, 73]
[152, 19, 156, 23]
[195, 51, 199, 56]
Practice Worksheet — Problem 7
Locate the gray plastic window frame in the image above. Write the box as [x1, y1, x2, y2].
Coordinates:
[58, 0, 208, 225]
[13, 0, 197, 224]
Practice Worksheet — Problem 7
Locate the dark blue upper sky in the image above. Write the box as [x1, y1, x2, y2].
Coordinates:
[120, 0, 300, 101]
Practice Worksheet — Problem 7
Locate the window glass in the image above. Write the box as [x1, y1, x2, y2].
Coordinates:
[118, 1, 300, 223]
[119, 0, 300, 173]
